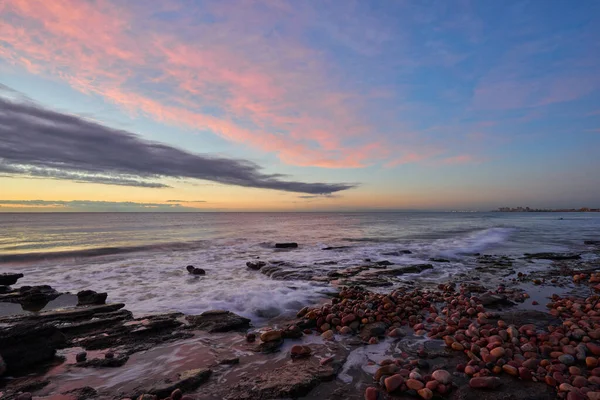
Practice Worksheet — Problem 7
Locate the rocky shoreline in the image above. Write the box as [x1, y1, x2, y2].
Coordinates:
[0, 242, 599, 400]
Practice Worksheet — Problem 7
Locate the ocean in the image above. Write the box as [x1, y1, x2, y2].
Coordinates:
[1, 212, 599, 322]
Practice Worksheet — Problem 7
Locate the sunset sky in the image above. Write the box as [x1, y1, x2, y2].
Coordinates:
[1, 0, 599, 211]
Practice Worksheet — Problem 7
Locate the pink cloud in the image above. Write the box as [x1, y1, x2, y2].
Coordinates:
[0, 0, 454, 169]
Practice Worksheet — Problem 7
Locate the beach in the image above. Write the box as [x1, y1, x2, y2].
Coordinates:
[1, 212, 600, 399]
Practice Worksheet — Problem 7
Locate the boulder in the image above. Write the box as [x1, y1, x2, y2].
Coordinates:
[186, 265, 205, 275]
[185, 310, 250, 333]
[275, 243, 298, 249]
[0, 322, 67, 375]
[77, 290, 108, 306]
[246, 261, 266, 270]
[0, 273, 24, 286]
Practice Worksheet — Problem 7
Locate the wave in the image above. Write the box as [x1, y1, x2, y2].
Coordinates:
[436, 227, 515, 257]
[0, 240, 208, 263]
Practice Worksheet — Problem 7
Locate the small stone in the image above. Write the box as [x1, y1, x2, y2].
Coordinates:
[502, 364, 518, 376]
[418, 388, 433, 399]
[451, 342, 464, 351]
[490, 347, 505, 359]
[432, 369, 451, 384]
[16, 394, 33, 400]
[587, 393, 600, 400]
[374, 365, 398, 381]
[76, 351, 87, 362]
[587, 357, 599, 368]
[171, 389, 183, 400]
[469, 377, 502, 389]
[105, 352, 115, 359]
[368, 337, 379, 345]
[559, 354, 575, 365]
[260, 330, 282, 342]
[572, 376, 587, 388]
[384, 374, 404, 392]
[588, 343, 600, 356]
[246, 333, 256, 342]
[406, 379, 424, 391]
[559, 383, 575, 392]
[290, 345, 311, 359]
[137, 395, 157, 400]
[322, 330, 335, 340]
[364, 387, 379, 400]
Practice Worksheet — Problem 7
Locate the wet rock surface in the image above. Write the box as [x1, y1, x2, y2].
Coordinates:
[0, 273, 24, 286]
[1, 249, 599, 400]
[185, 310, 251, 332]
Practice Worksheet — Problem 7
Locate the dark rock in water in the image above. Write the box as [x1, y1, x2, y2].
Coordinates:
[76, 351, 87, 362]
[374, 260, 394, 266]
[256, 338, 284, 354]
[77, 290, 108, 306]
[322, 246, 352, 251]
[360, 322, 387, 341]
[246, 261, 266, 270]
[382, 250, 412, 256]
[585, 240, 600, 245]
[186, 265, 206, 275]
[15, 393, 33, 400]
[0, 273, 24, 286]
[524, 252, 581, 260]
[78, 354, 129, 368]
[370, 264, 433, 277]
[430, 258, 450, 263]
[494, 310, 560, 330]
[0, 285, 62, 311]
[145, 368, 212, 399]
[275, 242, 298, 248]
[477, 292, 514, 307]
[186, 310, 250, 332]
[223, 357, 340, 400]
[63, 386, 98, 400]
[0, 303, 126, 324]
[0, 322, 67, 375]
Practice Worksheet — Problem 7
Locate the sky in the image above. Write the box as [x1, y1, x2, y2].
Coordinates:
[1, 0, 599, 212]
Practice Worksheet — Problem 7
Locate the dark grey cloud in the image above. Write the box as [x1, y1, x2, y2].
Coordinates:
[0, 90, 356, 194]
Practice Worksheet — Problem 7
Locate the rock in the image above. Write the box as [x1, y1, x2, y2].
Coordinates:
[587, 343, 600, 356]
[77, 290, 108, 306]
[246, 261, 266, 270]
[290, 345, 312, 359]
[78, 354, 129, 368]
[418, 388, 433, 399]
[260, 330, 283, 342]
[16, 393, 33, 400]
[469, 377, 502, 389]
[185, 310, 250, 332]
[138, 395, 157, 400]
[490, 347, 506, 358]
[321, 330, 334, 340]
[587, 393, 600, 400]
[186, 265, 205, 275]
[524, 252, 581, 260]
[430, 258, 450, 263]
[0, 273, 24, 286]
[171, 389, 183, 400]
[275, 243, 298, 248]
[432, 369, 451, 384]
[76, 351, 87, 362]
[0, 322, 66, 375]
[364, 387, 379, 400]
[406, 379, 424, 391]
[559, 354, 575, 365]
[479, 292, 513, 307]
[502, 364, 518, 376]
[223, 357, 339, 400]
[246, 333, 256, 342]
[375, 365, 398, 381]
[147, 368, 212, 399]
[384, 374, 404, 392]
[0, 354, 5, 376]
[360, 322, 387, 341]
[585, 240, 600, 245]
[63, 386, 97, 399]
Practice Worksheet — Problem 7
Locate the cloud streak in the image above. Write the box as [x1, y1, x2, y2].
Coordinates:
[0, 94, 355, 195]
